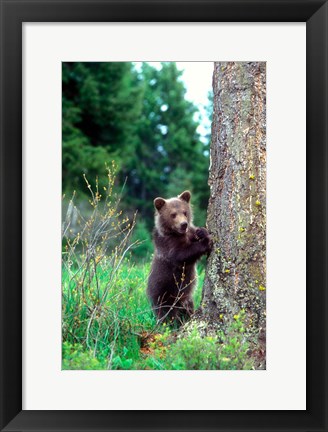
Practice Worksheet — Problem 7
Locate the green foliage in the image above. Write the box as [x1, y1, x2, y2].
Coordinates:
[62, 62, 142, 195]
[62, 342, 106, 370]
[129, 219, 153, 260]
[127, 62, 209, 226]
[152, 330, 218, 370]
[62, 62, 210, 229]
[62, 167, 153, 369]
[143, 311, 253, 370]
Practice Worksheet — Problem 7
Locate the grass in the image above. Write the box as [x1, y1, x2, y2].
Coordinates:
[62, 257, 252, 370]
[62, 259, 207, 370]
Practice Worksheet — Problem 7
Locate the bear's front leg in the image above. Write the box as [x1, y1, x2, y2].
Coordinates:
[193, 227, 210, 241]
[173, 236, 212, 264]
[192, 227, 213, 252]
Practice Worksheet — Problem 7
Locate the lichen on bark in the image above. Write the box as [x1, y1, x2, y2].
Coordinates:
[198, 62, 266, 364]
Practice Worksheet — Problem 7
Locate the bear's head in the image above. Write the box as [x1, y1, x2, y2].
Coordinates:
[154, 190, 192, 236]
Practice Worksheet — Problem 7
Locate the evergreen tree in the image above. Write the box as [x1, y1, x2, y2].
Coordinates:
[62, 62, 142, 193]
[62, 62, 210, 229]
[127, 62, 209, 226]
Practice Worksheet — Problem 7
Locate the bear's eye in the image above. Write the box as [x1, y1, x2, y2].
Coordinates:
[171, 213, 177, 219]
[183, 211, 187, 216]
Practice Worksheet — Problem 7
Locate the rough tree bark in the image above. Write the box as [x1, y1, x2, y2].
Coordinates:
[199, 62, 266, 364]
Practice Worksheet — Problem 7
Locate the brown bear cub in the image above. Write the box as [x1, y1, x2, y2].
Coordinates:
[147, 190, 212, 323]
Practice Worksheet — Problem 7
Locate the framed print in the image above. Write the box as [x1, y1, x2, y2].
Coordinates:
[0, 1, 327, 431]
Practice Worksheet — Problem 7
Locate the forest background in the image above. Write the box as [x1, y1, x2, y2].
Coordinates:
[62, 61, 212, 260]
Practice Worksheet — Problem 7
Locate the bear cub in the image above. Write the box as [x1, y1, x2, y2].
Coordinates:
[147, 190, 212, 323]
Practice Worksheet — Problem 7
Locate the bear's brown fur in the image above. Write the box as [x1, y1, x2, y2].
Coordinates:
[147, 190, 212, 323]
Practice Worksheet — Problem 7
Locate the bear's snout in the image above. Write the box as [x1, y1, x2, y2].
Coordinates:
[180, 222, 188, 231]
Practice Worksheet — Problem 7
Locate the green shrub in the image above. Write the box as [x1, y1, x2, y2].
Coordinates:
[62, 166, 156, 369]
[144, 311, 254, 370]
[62, 342, 106, 370]
[130, 219, 153, 260]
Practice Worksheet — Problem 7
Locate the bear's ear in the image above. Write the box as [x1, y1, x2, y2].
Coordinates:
[154, 197, 166, 211]
[178, 190, 191, 203]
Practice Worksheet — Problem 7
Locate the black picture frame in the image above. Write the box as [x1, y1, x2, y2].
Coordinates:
[0, 0, 327, 431]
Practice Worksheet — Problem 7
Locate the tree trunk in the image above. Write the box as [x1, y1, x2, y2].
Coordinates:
[201, 62, 266, 363]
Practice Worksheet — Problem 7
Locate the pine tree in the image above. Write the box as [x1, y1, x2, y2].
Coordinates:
[62, 62, 142, 193]
[128, 62, 209, 226]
